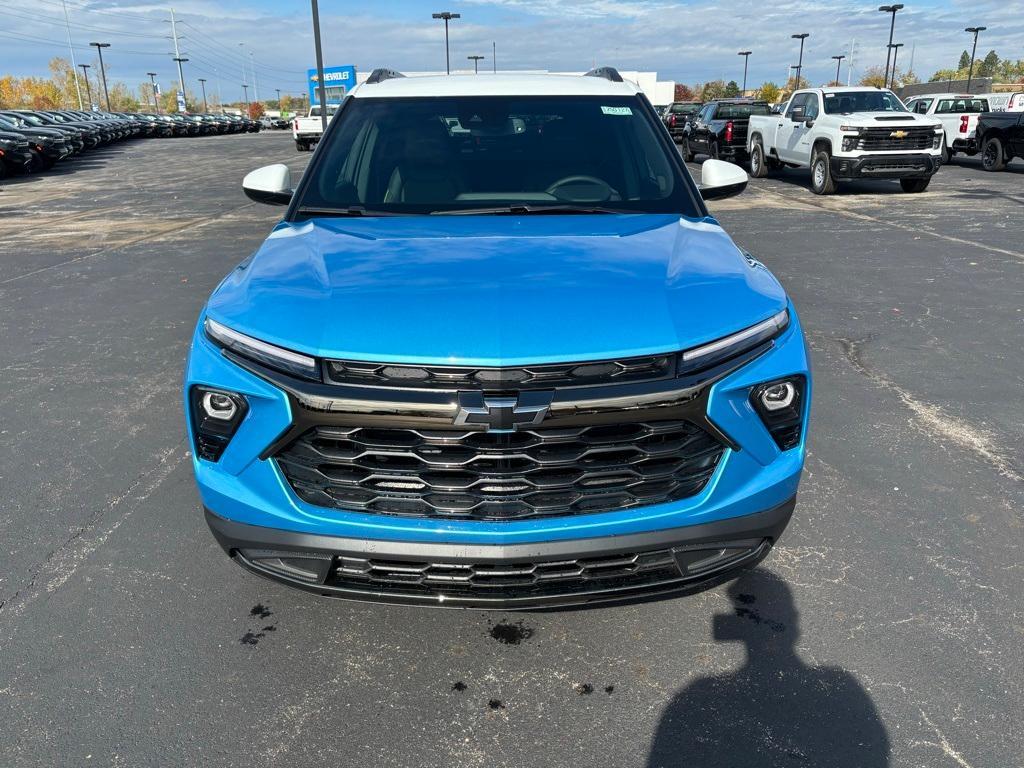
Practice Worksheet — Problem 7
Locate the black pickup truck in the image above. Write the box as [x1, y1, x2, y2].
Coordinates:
[681, 99, 772, 165]
[663, 101, 702, 141]
[977, 111, 1024, 171]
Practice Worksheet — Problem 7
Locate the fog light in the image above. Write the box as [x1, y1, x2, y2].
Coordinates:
[202, 391, 237, 420]
[759, 381, 796, 411]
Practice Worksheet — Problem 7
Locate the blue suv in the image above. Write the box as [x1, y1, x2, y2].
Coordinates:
[186, 68, 810, 609]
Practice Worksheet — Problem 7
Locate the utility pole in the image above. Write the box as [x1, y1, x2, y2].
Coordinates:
[242, 83, 250, 114]
[61, 0, 84, 109]
[791, 34, 809, 87]
[89, 42, 111, 111]
[431, 12, 461, 74]
[493, 41, 496, 72]
[310, 0, 328, 131]
[198, 78, 208, 111]
[964, 26, 986, 92]
[79, 63, 93, 109]
[887, 43, 903, 89]
[878, 5, 904, 87]
[147, 71, 160, 113]
[831, 55, 845, 85]
[468, 55, 484, 73]
[249, 51, 260, 103]
[737, 51, 752, 93]
[847, 38, 857, 85]
[169, 8, 188, 112]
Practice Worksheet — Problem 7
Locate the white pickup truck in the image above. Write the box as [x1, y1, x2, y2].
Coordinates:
[292, 104, 339, 152]
[747, 87, 943, 194]
[903, 93, 989, 162]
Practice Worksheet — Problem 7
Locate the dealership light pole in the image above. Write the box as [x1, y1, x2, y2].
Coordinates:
[791, 34, 809, 87]
[737, 51, 752, 93]
[242, 83, 250, 114]
[964, 26, 986, 92]
[89, 42, 111, 111]
[147, 71, 160, 113]
[468, 55, 484, 73]
[887, 43, 903, 89]
[275, 88, 281, 106]
[79, 63, 93, 109]
[198, 78, 208, 111]
[431, 11, 461, 74]
[310, 0, 329, 131]
[831, 54, 845, 85]
[878, 4, 903, 87]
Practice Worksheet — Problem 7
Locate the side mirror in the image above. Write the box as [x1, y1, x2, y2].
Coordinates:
[700, 159, 748, 201]
[789, 106, 805, 122]
[242, 163, 292, 205]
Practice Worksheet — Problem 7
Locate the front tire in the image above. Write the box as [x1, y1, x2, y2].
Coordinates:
[940, 141, 950, 164]
[749, 142, 769, 178]
[982, 136, 1006, 171]
[900, 177, 931, 193]
[810, 150, 837, 195]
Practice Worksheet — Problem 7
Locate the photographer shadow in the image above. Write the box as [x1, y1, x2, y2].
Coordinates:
[647, 570, 890, 767]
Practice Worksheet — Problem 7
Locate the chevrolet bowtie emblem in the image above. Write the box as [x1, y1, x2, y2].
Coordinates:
[454, 391, 553, 432]
[890, 130, 908, 139]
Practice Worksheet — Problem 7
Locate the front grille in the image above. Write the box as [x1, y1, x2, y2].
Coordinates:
[861, 158, 930, 172]
[329, 549, 682, 598]
[856, 127, 934, 151]
[276, 420, 725, 521]
[324, 354, 675, 390]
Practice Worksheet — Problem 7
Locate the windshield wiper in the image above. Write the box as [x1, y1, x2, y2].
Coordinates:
[295, 206, 404, 218]
[431, 204, 628, 216]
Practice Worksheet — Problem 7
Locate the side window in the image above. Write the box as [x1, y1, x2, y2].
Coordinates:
[804, 94, 820, 120]
[786, 94, 808, 118]
[699, 104, 714, 122]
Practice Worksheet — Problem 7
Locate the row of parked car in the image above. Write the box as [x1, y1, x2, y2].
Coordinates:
[656, 88, 1023, 194]
[0, 109, 261, 178]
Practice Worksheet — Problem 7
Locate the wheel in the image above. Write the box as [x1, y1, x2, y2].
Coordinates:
[982, 136, 1006, 171]
[810, 149, 837, 195]
[900, 177, 930, 193]
[295, 140, 307, 152]
[682, 137, 695, 163]
[940, 141, 950, 164]
[749, 142, 769, 178]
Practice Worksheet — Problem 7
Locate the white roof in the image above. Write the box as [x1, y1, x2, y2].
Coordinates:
[802, 86, 896, 94]
[351, 72, 642, 99]
[905, 92, 985, 99]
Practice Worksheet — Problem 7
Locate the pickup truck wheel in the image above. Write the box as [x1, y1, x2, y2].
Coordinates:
[982, 136, 1006, 171]
[899, 177, 930, 193]
[940, 142, 950, 164]
[295, 140, 307, 152]
[749, 143, 769, 178]
[810, 150, 837, 195]
[682, 137, 695, 163]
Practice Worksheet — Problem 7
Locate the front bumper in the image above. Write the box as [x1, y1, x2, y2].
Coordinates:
[831, 153, 939, 179]
[207, 497, 794, 609]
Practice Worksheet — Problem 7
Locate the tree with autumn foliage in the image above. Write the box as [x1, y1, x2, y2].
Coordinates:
[673, 83, 696, 101]
[247, 102, 265, 120]
[757, 82, 782, 105]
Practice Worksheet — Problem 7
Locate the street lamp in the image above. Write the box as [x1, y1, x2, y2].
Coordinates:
[964, 26, 986, 92]
[275, 88, 281, 106]
[79, 63, 93, 109]
[431, 11, 461, 75]
[831, 55, 846, 85]
[89, 42, 111, 111]
[791, 34, 809, 86]
[887, 43, 904, 89]
[310, 0, 329, 131]
[147, 71, 159, 113]
[467, 55, 484, 73]
[878, 5, 904, 87]
[198, 77, 208, 112]
[737, 51, 752, 93]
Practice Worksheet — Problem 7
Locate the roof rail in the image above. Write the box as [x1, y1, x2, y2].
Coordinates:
[365, 68, 406, 85]
[584, 67, 624, 83]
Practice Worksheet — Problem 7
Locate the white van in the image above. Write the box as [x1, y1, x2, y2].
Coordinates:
[980, 92, 1024, 112]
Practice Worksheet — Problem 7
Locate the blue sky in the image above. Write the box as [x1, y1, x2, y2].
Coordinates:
[1, 0, 1020, 100]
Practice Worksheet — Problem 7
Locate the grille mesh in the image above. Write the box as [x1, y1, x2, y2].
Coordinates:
[856, 127, 934, 151]
[276, 420, 724, 521]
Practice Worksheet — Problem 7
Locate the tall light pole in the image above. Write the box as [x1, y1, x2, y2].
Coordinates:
[887, 43, 904, 89]
[832, 55, 846, 85]
[275, 88, 281, 106]
[89, 42, 111, 111]
[169, 8, 187, 110]
[242, 83, 250, 114]
[964, 26, 986, 92]
[791, 34, 809, 87]
[198, 77, 208, 111]
[737, 51, 752, 93]
[878, 5, 904, 87]
[61, 0, 84, 109]
[79, 63, 93, 109]
[468, 55, 484, 73]
[310, 0, 329, 131]
[431, 12, 461, 75]
[147, 71, 160, 113]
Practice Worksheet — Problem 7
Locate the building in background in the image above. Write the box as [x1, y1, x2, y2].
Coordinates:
[308, 65, 357, 105]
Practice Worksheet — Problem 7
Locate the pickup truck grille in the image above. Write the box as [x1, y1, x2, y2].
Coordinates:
[856, 127, 934, 151]
[276, 420, 724, 521]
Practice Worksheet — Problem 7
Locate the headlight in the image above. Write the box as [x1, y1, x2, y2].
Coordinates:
[679, 309, 789, 375]
[204, 317, 319, 380]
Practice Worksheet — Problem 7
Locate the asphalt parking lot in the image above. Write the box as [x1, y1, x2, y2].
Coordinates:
[1, 132, 1021, 767]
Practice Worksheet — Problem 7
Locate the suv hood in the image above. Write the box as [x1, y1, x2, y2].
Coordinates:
[206, 214, 787, 366]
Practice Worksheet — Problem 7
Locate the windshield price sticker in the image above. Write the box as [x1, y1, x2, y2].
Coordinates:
[601, 106, 633, 116]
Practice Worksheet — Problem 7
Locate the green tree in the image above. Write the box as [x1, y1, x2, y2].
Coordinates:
[979, 50, 1000, 77]
[757, 81, 781, 104]
[724, 80, 741, 97]
[958, 50, 971, 70]
[701, 79, 727, 100]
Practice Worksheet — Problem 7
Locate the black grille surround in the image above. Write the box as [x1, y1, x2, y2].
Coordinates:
[276, 420, 725, 521]
[855, 126, 935, 151]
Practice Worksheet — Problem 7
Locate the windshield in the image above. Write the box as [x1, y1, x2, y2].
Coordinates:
[669, 103, 700, 114]
[823, 90, 907, 114]
[714, 103, 770, 119]
[296, 95, 696, 216]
